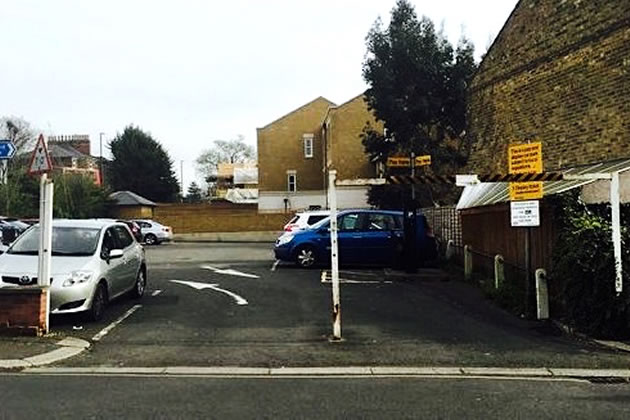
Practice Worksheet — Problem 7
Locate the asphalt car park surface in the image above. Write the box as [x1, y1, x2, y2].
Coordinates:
[48, 242, 630, 369]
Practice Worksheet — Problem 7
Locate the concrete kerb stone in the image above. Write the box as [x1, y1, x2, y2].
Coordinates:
[16, 366, 630, 379]
[0, 337, 90, 370]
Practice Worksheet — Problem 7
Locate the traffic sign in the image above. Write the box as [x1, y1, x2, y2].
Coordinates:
[0, 140, 16, 159]
[28, 134, 53, 175]
[508, 142, 543, 174]
[386, 155, 431, 167]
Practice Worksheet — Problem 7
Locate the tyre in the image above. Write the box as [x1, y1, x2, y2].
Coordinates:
[295, 245, 317, 268]
[131, 268, 147, 299]
[144, 233, 157, 245]
[88, 283, 108, 322]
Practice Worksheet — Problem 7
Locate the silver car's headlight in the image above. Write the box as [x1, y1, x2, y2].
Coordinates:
[277, 235, 294, 246]
[62, 271, 93, 287]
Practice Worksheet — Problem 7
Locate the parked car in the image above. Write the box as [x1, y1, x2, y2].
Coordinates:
[283, 210, 330, 233]
[117, 219, 143, 242]
[133, 219, 173, 245]
[0, 219, 147, 321]
[0, 218, 30, 245]
[274, 209, 437, 268]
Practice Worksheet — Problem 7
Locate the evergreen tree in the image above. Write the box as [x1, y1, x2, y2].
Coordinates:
[186, 182, 203, 203]
[108, 126, 180, 202]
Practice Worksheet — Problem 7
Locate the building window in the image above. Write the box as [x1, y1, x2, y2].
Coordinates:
[303, 134, 314, 158]
[287, 171, 297, 192]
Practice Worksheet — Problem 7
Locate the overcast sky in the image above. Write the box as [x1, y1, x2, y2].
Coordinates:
[1, 0, 517, 190]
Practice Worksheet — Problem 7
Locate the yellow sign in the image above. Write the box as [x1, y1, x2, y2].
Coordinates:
[509, 181, 543, 201]
[508, 142, 543, 174]
[387, 156, 410, 167]
[415, 155, 431, 166]
[386, 155, 431, 167]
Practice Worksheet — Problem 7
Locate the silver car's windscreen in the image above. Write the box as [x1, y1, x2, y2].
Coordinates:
[8, 227, 101, 256]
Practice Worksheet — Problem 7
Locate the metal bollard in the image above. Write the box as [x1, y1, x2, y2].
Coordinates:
[464, 245, 473, 281]
[535, 268, 549, 320]
[494, 254, 505, 290]
[445, 239, 455, 261]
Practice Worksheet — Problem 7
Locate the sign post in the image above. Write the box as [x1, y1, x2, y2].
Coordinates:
[28, 134, 54, 334]
[508, 141, 543, 318]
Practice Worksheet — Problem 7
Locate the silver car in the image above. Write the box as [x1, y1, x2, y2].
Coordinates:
[133, 219, 173, 245]
[0, 219, 147, 321]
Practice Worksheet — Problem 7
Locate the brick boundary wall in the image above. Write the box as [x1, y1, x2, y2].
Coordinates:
[152, 204, 293, 234]
[0, 287, 48, 336]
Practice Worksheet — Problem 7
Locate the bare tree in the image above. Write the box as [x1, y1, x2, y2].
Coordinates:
[0, 116, 36, 154]
[196, 135, 255, 181]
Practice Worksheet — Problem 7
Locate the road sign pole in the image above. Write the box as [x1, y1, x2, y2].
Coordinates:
[327, 170, 341, 340]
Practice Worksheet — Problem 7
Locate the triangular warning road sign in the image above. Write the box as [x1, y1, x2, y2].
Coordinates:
[28, 134, 53, 175]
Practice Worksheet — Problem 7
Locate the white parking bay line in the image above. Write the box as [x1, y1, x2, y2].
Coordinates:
[151, 290, 162, 297]
[91, 304, 142, 342]
[271, 260, 280, 271]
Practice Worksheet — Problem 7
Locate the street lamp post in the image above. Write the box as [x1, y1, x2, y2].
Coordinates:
[99, 132, 104, 185]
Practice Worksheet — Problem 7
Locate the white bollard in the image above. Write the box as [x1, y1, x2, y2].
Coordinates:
[535, 268, 549, 320]
[445, 239, 455, 261]
[494, 254, 505, 290]
[464, 245, 472, 281]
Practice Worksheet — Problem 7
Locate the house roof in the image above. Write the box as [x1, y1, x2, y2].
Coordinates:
[321, 92, 368, 125]
[48, 143, 90, 159]
[109, 191, 157, 207]
[257, 96, 336, 130]
[457, 158, 630, 210]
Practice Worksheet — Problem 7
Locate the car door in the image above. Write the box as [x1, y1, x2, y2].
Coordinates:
[361, 213, 399, 265]
[337, 212, 364, 265]
[100, 227, 128, 298]
[113, 225, 138, 293]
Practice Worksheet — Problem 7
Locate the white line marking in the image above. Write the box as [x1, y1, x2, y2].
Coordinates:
[151, 290, 162, 297]
[170, 280, 248, 305]
[271, 260, 280, 272]
[201, 265, 259, 279]
[321, 279, 393, 284]
[91, 304, 142, 342]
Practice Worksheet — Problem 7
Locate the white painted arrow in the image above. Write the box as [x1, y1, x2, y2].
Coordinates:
[170, 280, 248, 305]
[201, 265, 260, 279]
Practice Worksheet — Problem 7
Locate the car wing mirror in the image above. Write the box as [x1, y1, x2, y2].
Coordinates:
[109, 249, 124, 259]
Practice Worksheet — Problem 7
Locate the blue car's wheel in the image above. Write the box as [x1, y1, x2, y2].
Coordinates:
[295, 245, 317, 268]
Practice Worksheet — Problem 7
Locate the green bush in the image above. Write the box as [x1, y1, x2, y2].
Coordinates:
[549, 190, 630, 339]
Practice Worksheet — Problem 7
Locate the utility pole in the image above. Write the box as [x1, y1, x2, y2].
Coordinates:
[180, 160, 184, 201]
[99, 132, 105, 186]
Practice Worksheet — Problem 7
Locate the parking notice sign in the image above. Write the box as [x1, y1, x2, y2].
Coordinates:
[509, 181, 543, 201]
[510, 200, 540, 227]
[508, 142, 542, 174]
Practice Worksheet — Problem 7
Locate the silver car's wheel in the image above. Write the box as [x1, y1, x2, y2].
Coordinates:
[144, 233, 157, 245]
[132, 269, 146, 299]
[296, 246, 317, 268]
[88, 283, 108, 322]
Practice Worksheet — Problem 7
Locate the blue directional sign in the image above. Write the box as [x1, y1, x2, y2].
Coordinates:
[0, 140, 16, 159]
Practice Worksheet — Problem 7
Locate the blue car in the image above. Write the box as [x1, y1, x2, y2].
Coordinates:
[274, 209, 437, 268]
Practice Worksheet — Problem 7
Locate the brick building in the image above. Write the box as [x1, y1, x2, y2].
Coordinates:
[456, 0, 630, 278]
[48, 134, 101, 185]
[467, 0, 630, 174]
[257, 95, 382, 212]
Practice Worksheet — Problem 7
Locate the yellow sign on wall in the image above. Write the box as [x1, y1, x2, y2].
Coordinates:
[509, 181, 543, 201]
[508, 142, 543, 174]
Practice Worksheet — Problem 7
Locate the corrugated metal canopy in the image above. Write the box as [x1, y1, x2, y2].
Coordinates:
[457, 158, 630, 210]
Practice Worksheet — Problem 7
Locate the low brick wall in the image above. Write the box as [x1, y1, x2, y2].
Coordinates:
[0, 287, 48, 336]
[152, 204, 293, 234]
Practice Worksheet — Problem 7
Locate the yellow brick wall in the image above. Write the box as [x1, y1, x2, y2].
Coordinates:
[152, 204, 291, 233]
[257, 97, 334, 192]
[113, 206, 154, 220]
[327, 95, 382, 180]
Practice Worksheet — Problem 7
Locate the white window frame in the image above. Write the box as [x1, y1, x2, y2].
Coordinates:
[303, 134, 314, 159]
[287, 170, 297, 192]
